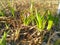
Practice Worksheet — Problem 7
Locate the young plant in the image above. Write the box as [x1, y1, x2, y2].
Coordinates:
[5, 23, 9, 29]
[35, 9, 47, 31]
[23, 0, 35, 26]
[23, 12, 35, 26]
[0, 32, 7, 45]
[23, 15, 31, 26]
[10, 7, 15, 17]
[47, 10, 54, 31]
[30, 0, 35, 25]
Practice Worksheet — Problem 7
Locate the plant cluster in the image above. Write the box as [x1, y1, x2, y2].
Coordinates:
[22, 1, 58, 31]
[0, 0, 59, 45]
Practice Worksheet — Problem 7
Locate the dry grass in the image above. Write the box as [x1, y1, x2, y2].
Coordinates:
[0, 0, 60, 45]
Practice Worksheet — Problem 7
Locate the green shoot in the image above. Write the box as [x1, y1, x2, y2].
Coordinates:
[10, 7, 15, 17]
[35, 9, 42, 29]
[47, 20, 53, 30]
[35, 9, 47, 31]
[30, 0, 35, 25]
[0, 32, 7, 45]
[23, 0, 35, 26]
[5, 23, 9, 29]
[23, 15, 31, 26]
[47, 10, 54, 31]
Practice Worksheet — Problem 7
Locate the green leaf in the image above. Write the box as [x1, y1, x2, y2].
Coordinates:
[0, 32, 7, 45]
[23, 15, 31, 26]
[35, 9, 44, 30]
[47, 20, 53, 30]
[47, 10, 54, 31]
[10, 7, 15, 17]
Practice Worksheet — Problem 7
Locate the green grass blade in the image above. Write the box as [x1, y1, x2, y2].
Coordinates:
[47, 10, 54, 31]
[0, 32, 7, 45]
[35, 9, 43, 30]
[10, 7, 15, 17]
[47, 20, 53, 30]
[23, 15, 31, 26]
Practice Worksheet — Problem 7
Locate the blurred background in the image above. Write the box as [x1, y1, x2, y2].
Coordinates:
[0, 0, 60, 15]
